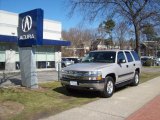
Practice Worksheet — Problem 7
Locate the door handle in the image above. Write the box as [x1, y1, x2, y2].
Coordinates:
[133, 64, 135, 66]
[126, 65, 129, 68]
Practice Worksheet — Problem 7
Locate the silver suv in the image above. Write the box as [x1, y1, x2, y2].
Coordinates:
[61, 50, 141, 98]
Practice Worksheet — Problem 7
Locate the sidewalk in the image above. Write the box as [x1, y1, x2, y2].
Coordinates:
[39, 76, 160, 120]
[127, 95, 160, 120]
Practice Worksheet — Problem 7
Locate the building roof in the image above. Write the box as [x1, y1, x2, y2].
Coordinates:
[0, 35, 71, 46]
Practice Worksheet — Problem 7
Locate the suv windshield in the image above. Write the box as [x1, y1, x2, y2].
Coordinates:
[82, 51, 116, 63]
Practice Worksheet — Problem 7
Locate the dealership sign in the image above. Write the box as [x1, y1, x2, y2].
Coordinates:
[18, 9, 43, 47]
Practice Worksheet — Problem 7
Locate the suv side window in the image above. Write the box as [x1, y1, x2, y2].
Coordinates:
[117, 52, 126, 63]
[125, 51, 133, 62]
[131, 51, 140, 61]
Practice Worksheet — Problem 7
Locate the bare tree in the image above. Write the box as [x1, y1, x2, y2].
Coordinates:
[142, 23, 157, 41]
[62, 27, 97, 56]
[66, 0, 160, 54]
[114, 22, 128, 49]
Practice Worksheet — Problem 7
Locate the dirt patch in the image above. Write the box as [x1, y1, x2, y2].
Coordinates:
[0, 101, 24, 120]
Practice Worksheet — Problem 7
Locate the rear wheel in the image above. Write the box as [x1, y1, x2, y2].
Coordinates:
[131, 71, 139, 86]
[101, 76, 115, 98]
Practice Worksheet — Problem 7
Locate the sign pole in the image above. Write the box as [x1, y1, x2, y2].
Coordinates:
[19, 47, 38, 88]
[17, 9, 43, 89]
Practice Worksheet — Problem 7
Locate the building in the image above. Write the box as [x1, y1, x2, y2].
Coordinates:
[140, 41, 159, 57]
[0, 10, 70, 71]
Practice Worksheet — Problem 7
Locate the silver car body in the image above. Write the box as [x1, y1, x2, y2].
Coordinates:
[61, 50, 141, 91]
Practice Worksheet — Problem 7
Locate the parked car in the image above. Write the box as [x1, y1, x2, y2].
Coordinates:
[156, 58, 160, 66]
[61, 50, 141, 98]
[141, 56, 154, 66]
[61, 58, 74, 68]
[65, 57, 81, 64]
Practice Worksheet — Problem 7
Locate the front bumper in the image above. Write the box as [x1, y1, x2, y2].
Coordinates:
[61, 79, 105, 91]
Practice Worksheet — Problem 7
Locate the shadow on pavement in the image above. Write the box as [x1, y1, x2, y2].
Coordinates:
[10, 78, 22, 86]
[0, 78, 22, 86]
[0, 72, 21, 86]
[0, 78, 7, 85]
[115, 85, 129, 92]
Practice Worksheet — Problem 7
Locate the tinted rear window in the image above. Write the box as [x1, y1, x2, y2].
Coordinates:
[125, 51, 133, 62]
[131, 51, 140, 61]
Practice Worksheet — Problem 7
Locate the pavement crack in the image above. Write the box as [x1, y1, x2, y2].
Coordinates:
[82, 107, 125, 119]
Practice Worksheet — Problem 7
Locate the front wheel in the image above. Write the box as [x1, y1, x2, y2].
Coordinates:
[101, 76, 115, 98]
[131, 71, 139, 86]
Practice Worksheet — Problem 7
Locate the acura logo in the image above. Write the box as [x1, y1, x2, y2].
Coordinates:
[21, 15, 32, 32]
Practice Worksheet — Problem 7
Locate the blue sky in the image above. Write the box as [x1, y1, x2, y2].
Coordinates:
[0, 0, 99, 30]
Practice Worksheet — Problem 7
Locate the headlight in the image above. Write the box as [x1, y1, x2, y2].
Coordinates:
[88, 71, 102, 80]
[61, 69, 68, 78]
[61, 69, 66, 74]
[88, 71, 101, 75]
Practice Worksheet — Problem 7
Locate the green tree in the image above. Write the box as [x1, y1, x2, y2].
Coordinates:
[98, 19, 115, 48]
[99, 19, 115, 39]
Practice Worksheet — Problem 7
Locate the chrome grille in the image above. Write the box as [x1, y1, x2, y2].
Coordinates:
[62, 71, 89, 80]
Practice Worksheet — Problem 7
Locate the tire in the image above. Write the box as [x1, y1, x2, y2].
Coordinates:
[131, 71, 139, 86]
[101, 76, 115, 98]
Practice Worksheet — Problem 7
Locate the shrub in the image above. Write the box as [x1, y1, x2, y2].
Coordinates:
[144, 59, 153, 66]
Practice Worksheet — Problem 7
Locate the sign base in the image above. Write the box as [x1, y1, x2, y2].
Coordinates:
[19, 47, 38, 88]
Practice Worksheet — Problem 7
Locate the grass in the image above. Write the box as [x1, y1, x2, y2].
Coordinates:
[0, 82, 98, 120]
[140, 72, 160, 83]
[143, 66, 160, 68]
[0, 69, 160, 120]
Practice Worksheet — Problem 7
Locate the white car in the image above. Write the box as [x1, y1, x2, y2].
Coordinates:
[61, 58, 74, 68]
[61, 50, 141, 98]
[156, 58, 160, 66]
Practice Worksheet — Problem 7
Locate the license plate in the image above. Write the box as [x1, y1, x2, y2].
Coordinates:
[70, 81, 77, 86]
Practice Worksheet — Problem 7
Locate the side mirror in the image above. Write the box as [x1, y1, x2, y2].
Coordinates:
[118, 59, 126, 64]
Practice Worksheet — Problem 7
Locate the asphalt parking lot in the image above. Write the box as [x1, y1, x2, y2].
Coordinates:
[0, 70, 58, 86]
